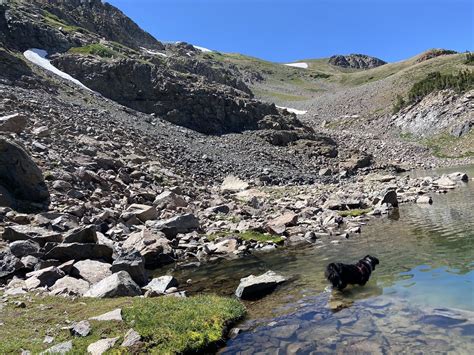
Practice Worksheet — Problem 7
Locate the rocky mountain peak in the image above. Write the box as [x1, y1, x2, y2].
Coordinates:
[328, 54, 386, 69]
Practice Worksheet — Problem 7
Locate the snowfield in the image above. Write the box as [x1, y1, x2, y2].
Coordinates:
[23, 49, 92, 91]
[276, 106, 308, 115]
[193, 45, 213, 53]
[283, 62, 309, 69]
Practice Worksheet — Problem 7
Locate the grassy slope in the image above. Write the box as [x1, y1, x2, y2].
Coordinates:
[0, 294, 245, 354]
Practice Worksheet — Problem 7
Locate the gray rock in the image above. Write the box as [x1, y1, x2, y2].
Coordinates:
[266, 212, 298, 235]
[111, 251, 147, 286]
[0, 138, 49, 208]
[448, 172, 468, 182]
[9, 240, 41, 258]
[143, 276, 178, 294]
[0, 249, 23, 278]
[84, 271, 142, 298]
[50, 276, 90, 296]
[25, 266, 65, 287]
[45, 243, 113, 262]
[123, 204, 158, 223]
[235, 270, 287, 299]
[89, 308, 122, 322]
[0, 113, 27, 134]
[63, 225, 98, 244]
[416, 195, 433, 204]
[87, 337, 119, 355]
[148, 213, 200, 238]
[153, 191, 187, 209]
[71, 260, 112, 284]
[70, 320, 91, 337]
[2, 225, 62, 246]
[40, 340, 73, 355]
[121, 328, 141, 347]
[122, 228, 174, 268]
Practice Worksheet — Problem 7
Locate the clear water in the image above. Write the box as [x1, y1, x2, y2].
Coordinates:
[162, 166, 474, 353]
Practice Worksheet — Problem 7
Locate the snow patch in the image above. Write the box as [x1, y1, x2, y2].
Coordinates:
[283, 62, 309, 69]
[193, 45, 213, 53]
[276, 106, 308, 115]
[141, 47, 168, 57]
[23, 49, 92, 91]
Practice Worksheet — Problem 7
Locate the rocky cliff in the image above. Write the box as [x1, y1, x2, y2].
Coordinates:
[328, 54, 386, 69]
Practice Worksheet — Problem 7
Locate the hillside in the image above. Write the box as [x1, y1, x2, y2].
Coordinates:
[0, 0, 473, 353]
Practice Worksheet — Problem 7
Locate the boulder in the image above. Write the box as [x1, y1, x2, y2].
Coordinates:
[111, 251, 147, 286]
[448, 172, 468, 182]
[210, 238, 239, 254]
[63, 225, 97, 244]
[147, 213, 199, 238]
[50, 276, 90, 296]
[416, 196, 433, 204]
[434, 176, 456, 189]
[89, 308, 122, 322]
[235, 270, 287, 300]
[0, 113, 27, 133]
[122, 228, 174, 268]
[123, 204, 158, 223]
[70, 320, 91, 337]
[153, 191, 187, 209]
[45, 243, 113, 262]
[25, 266, 65, 287]
[2, 225, 62, 246]
[143, 275, 178, 294]
[9, 239, 41, 258]
[121, 329, 142, 347]
[266, 212, 298, 235]
[71, 260, 112, 284]
[0, 249, 23, 279]
[40, 340, 73, 355]
[0, 138, 49, 208]
[87, 337, 119, 355]
[221, 175, 249, 192]
[84, 271, 142, 298]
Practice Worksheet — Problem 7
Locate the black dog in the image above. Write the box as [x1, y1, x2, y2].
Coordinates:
[325, 255, 379, 290]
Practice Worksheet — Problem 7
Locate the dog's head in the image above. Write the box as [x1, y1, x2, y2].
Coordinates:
[363, 255, 380, 269]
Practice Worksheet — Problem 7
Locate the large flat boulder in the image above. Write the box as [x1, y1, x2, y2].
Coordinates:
[50, 276, 90, 296]
[2, 225, 62, 246]
[84, 271, 141, 298]
[235, 270, 287, 300]
[147, 213, 199, 238]
[45, 243, 113, 262]
[0, 138, 49, 208]
[63, 225, 97, 243]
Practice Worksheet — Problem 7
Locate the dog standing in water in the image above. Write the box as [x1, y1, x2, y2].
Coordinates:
[325, 255, 380, 290]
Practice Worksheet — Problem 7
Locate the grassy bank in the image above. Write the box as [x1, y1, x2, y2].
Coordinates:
[0, 293, 245, 354]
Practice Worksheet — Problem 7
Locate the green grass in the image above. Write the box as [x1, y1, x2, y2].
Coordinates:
[422, 131, 474, 158]
[0, 294, 245, 354]
[338, 208, 372, 217]
[124, 296, 245, 353]
[208, 230, 284, 244]
[253, 88, 308, 101]
[68, 44, 121, 59]
[43, 10, 82, 33]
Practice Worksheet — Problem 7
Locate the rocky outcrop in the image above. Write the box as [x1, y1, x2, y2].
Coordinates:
[52, 54, 306, 135]
[0, 138, 50, 210]
[393, 89, 474, 137]
[415, 49, 457, 63]
[329, 54, 386, 70]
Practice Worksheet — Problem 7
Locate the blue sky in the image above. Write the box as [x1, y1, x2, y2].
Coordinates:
[107, 0, 473, 63]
